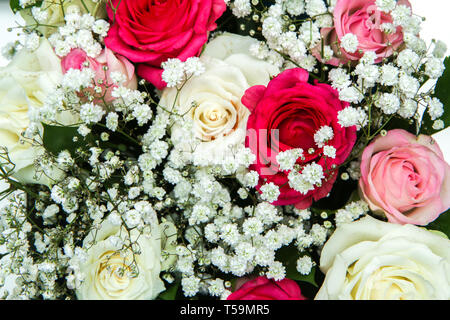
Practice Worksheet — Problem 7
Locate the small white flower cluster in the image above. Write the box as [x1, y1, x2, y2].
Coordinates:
[0, 192, 37, 299]
[63, 69, 97, 94]
[244, 0, 333, 72]
[47, 8, 108, 58]
[335, 43, 444, 128]
[231, 0, 252, 18]
[111, 87, 153, 125]
[161, 57, 205, 87]
[80, 102, 106, 124]
[23, 32, 40, 51]
[288, 162, 325, 195]
[340, 33, 359, 54]
[334, 200, 370, 227]
[273, 127, 337, 197]
[259, 182, 280, 203]
[314, 125, 334, 148]
[276, 148, 303, 172]
[0, 191, 90, 299]
[31, 6, 49, 23]
[296, 255, 315, 275]
[176, 202, 331, 297]
[426, 97, 445, 121]
[336, 106, 367, 130]
[375, 0, 397, 13]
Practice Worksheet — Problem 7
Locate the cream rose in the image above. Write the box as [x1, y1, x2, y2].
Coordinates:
[21, 0, 107, 37]
[0, 39, 63, 185]
[76, 216, 177, 300]
[316, 216, 450, 300]
[160, 33, 279, 165]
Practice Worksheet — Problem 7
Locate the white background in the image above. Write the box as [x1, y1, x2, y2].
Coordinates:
[0, 0, 448, 158]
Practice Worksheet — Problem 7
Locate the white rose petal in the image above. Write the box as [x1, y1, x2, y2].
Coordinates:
[76, 218, 176, 300]
[0, 39, 64, 185]
[316, 216, 450, 300]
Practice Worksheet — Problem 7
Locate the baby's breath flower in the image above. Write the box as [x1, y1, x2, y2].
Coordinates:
[427, 98, 444, 120]
[296, 256, 314, 275]
[314, 126, 334, 148]
[375, 93, 400, 115]
[80, 103, 105, 124]
[375, 0, 396, 12]
[266, 261, 286, 281]
[323, 145, 336, 159]
[260, 182, 280, 203]
[340, 33, 359, 53]
[161, 58, 185, 87]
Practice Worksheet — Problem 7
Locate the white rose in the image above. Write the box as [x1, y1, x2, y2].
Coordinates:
[0, 39, 63, 185]
[316, 216, 450, 300]
[160, 33, 279, 166]
[21, 0, 107, 37]
[77, 216, 177, 300]
[202, 32, 280, 88]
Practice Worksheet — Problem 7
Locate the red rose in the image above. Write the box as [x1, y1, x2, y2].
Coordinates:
[227, 276, 306, 300]
[104, 0, 226, 89]
[243, 68, 357, 209]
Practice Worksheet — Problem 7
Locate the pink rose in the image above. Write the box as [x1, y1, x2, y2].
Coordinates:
[227, 276, 306, 300]
[359, 129, 450, 226]
[313, 0, 411, 66]
[61, 48, 137, 102]
[243, 68, 356, 209]
[104, 0, 226, 90]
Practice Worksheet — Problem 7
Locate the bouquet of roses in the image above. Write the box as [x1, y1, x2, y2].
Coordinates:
[0, 0, 448, 300]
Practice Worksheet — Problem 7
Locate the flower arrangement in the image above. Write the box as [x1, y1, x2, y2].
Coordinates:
[0, 0, 448, 301]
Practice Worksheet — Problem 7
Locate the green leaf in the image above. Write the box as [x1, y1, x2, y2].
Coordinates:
[420, 56, 450, 135]
[158, 282, 180, 300]
[10, 0, 20, 13]
[275, 245, 318, 287]
[427, 210, 450, 239]
[347, 190, 361, 203]
[42, 124, 83, 156]
[229, 278, 238, 292]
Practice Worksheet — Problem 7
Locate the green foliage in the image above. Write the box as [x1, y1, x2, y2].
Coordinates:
[9, 0, 20, 13]
[275, 245, 318, 287]
[420, 56, 450, 135]
[427, 210, 450, 239]
[42, 124, 84, 156]
[158, 281, 180, 300]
